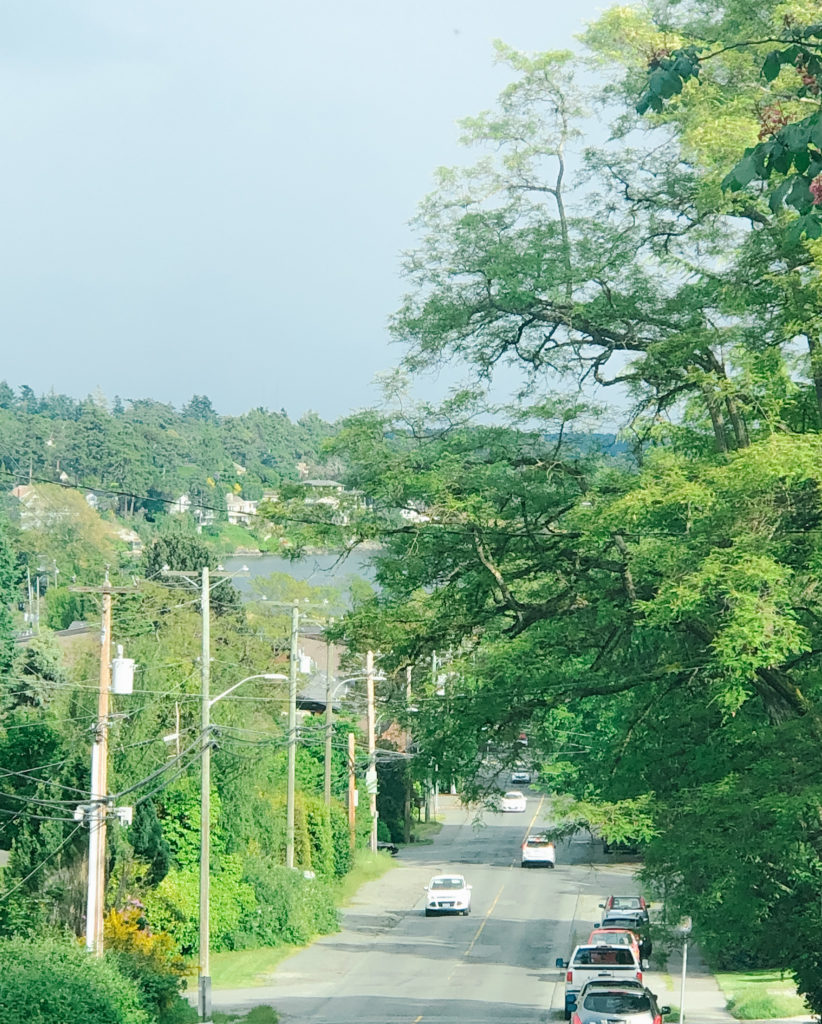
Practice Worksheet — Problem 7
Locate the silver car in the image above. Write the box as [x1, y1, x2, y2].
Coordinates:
[572, 986, 669, 1024]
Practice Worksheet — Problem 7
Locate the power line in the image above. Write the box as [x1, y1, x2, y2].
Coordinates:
[0, 822, 84, 902]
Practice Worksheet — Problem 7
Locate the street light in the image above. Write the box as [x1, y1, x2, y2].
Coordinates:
[198, 671, 286, 1022]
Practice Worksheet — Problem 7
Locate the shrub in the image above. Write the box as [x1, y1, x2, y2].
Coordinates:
[241, 858, 338, 946]
[104, 907, 193, 1024]
[144, 854, 257, 953]
[329, 803, 352, 877]
[0, 934, 149, 1024]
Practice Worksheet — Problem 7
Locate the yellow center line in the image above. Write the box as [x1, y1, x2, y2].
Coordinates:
[418, 793, 547, 1019]
[523, 794, 546, 840]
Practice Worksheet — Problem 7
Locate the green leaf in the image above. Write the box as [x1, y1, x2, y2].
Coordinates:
[768, 178, 792, 212]
[726, 152, 759, 189]
[786, 174, 814, 213]
[794, 150, 811, 174]
[762, 50, 782, 82]
[780, 121, 811, 151]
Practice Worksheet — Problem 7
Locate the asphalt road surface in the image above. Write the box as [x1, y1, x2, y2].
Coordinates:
[211, 790, 656, 1024]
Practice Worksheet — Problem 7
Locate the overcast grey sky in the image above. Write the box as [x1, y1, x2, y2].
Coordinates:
[1, 0, 612, 419]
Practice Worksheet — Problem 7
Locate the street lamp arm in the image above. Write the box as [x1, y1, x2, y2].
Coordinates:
[208, 673, 287, 708]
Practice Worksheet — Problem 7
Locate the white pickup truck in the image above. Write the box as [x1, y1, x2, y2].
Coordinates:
[555, 943, 643, 1018]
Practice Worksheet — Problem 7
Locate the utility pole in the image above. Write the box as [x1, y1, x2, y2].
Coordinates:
[87, 585, 111, 956]
[199, 566, 212, 1020]
[71, 574, 136, 956]
[347, 731, 356, 851]
[366, 650, 377, 853]
[403, 665, 412, 844]
[286, 600, 299, 869]
[323, 620, 334, 807]
[162, 565, 235, 1023]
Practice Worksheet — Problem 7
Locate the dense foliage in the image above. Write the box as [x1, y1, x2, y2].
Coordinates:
[258, 0, 822, 1014]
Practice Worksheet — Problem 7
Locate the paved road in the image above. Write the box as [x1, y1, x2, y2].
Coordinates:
[211, 791, 658, 1024]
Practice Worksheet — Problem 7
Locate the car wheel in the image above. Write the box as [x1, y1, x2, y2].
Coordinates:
[548, 862, 555, 869]
[521, 861, 527, 868]
[425, 909, 433, 917]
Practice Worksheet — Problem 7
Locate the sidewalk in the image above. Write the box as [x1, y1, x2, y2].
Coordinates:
[654, 943, 735, 1024]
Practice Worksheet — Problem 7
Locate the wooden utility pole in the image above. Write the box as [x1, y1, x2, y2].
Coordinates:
[286, 601, 300, 870]
[323, 621, 334, 807]
[366, 650, 377, 853]
[403, 664, 412, 844]
[71, 574, 136, 956]
[347, 732, 356, 851]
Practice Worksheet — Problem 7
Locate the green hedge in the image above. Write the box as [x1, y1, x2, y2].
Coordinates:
[238, 859, 339, 946]
[0, 935, 149, 1024]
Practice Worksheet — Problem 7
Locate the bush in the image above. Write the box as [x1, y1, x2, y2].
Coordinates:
[144, 854, 257, 953]
[104, 907, 193, 1024]
[241, 858, 338, 946]
[0, 934, 149, 1024]
[329, 803, 352, 877]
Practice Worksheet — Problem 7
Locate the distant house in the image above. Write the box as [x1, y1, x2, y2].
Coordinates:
[115, 527, 143, 555]
[11, 485, 76, 530]
[225, 492, 258, 526]
[170, 494, 191, 515]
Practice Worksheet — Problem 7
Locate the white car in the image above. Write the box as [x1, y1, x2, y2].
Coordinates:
[500, 790, 527, 812]
[521, 833, 556, 867]
[511, 768, 531, 784]
[424, 874, 472, 916]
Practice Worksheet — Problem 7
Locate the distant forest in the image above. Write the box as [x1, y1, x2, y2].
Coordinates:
[0, 383, 337, 517]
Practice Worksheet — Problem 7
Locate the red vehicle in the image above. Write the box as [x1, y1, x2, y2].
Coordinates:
[588, 928, 642, 962]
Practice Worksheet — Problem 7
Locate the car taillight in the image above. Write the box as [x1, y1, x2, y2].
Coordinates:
[653, 1016, 661, 1024]
[637, 971, 643, 982]
[572, 1014, 583, 1024]
[640, 897, 647, 908]
[566, 971, 573, 983]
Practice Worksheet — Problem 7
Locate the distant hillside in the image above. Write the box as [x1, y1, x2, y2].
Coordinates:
[0, 383, 338, 519]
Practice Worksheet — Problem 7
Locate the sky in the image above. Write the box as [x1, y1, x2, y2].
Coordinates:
[0, 0, 613, 420]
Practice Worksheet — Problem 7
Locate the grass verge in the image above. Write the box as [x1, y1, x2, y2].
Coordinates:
[210, 944, 296, 989]
[214, 1006, 279, 1024]
[716, 969, 808, 1019]
[335, 848, 398, 904]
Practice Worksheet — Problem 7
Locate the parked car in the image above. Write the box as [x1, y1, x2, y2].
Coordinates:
[424, 874, 472, 916]
[556, 944, 644, 1019]
[571, 985, 669, 1024]
[588, 927, 642, 963]
[598, 912, 653, 957]
[500, 790, 527, 812]
[601, 895, 650, 924]
[521, 833, 556, 867]
[511, 768, 531, 784]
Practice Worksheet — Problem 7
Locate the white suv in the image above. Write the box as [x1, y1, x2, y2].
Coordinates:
[556, 944, 643, 1018]
[521, 833, 556, 868]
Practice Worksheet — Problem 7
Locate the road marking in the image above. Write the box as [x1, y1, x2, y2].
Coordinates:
[412, 1016, 423, 1023]
[523, 794, 546, 839]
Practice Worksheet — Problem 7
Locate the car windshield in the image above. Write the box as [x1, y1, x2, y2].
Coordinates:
[574, 948, 636, 966]
[430, 877, 463, 890]
[583, 993, 652, 1013]
[611, 897, 643, 909]
[604, 917, 643, 930]
[504, 791, 523, 799]
[592, 931, 632, 944]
